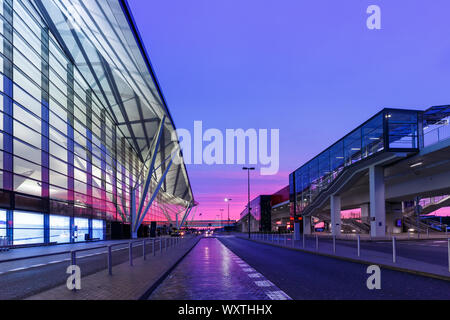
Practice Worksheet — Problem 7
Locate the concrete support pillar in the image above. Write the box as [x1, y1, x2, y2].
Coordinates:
[303, 216, 311, 235]
[369, 165, 386, 237]
[294, 222, 301, 240]
[330, 195, 341, 236]
[361, 203, 370, 224]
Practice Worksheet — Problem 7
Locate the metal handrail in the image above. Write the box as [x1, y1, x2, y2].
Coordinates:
[0, 237, 166, 264]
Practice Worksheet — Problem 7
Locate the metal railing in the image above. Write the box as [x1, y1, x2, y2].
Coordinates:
[244, 232, 450, 273]
[0, 235, 193, 276]
[0, 236, 10, 252]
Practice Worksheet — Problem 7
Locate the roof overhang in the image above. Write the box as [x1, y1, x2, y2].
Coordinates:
[35, 0, 194, 205]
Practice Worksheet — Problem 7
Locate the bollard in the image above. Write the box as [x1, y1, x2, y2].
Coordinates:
[143, 240, 146, 260]
[427, 228, 429, 238]
[392, 236, 397, 263]
[71, 251, 76, 266]
[129, 242, 133, 266]
[315, 235, 319, 251]
[357, 235, 361, 257]
[70, 251, 77, 291]
[303, 234, 306, 249]
[107, 245, 112, 275]
[333, 235, 336, 254]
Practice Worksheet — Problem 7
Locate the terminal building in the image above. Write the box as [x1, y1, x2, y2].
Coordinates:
[0, 0, 194, 245]
[290, 107, 450, 237]
[238, 186, 291, 233]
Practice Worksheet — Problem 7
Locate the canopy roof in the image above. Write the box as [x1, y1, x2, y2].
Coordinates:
[36, 0, 194, 205]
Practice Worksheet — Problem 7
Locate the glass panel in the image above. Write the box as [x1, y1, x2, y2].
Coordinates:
[344, 129, 362, 166]
[92, 219, 104, 240]
[49, 215, 70, 244]
[74, 217, 89, 242]
[362, 114, 384, 157]
[13, 211, 44, 245]
[387, 111, 418, 149]
[0, 209, 6, 237]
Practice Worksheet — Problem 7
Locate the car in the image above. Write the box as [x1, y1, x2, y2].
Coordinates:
[171, 230, 182, 237]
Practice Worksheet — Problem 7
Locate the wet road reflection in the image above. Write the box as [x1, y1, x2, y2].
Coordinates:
[149, 237, 274, 300]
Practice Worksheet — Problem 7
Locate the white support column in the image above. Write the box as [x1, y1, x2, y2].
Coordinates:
[303, 216, 312, 235]
[330, 195, 341, 236]
[361, 203, 370, 223]
[369, 165, 386, 237]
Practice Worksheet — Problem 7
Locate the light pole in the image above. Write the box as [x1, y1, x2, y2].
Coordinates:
[243, 167, 255, 239]
[219, 209, 224, 229]
[225, 198, 232, 226]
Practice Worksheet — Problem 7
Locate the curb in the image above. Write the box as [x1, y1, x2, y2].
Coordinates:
[238, 236, 450, 282]
[138, 236, 202, 300]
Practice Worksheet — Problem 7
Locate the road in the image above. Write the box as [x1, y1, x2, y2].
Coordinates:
[149, 237, 291, 300]
[218, 236, 450, 299]
[2, 235, 449, 300]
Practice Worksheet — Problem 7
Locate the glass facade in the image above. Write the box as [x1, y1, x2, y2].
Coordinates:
[0, 0, 194, 245]
[290, 109, 420, 216]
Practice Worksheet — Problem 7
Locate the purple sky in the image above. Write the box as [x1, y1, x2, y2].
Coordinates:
[128, 0, 450, 220]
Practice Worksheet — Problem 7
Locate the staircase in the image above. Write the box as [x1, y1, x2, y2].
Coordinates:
[342, 219, 370, 233]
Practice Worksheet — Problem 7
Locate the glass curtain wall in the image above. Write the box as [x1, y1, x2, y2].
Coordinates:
[0, 0, 181, 232]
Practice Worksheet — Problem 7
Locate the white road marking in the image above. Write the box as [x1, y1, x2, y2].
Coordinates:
[248, 273, 263, 278]
[9, 267, 26, 272]
[254, 280, 274, 287]
[213, 238, 293, 300]
[266, 290, 291, 300]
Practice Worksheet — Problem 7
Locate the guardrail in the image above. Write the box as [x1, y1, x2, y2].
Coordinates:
[245, 232, 450, 273]
[0, 235, 192, 276]
[0, 236, 11, 252]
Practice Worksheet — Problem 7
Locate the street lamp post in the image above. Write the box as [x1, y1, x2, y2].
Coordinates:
[225, 198, 232, 226]
[243, 167, 255, 239]
[219, 209, 224, 229]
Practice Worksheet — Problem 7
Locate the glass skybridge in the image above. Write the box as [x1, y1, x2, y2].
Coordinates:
[289, 108, 421, 216]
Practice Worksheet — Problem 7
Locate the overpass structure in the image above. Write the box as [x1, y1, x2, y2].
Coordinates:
[290, 106, 450, 238]
[183, 220, 237, 229]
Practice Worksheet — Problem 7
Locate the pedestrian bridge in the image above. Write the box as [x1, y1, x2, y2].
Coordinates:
[291, 105, 450, 237]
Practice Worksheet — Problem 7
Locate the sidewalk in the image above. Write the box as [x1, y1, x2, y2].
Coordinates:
[239, 235, 450, 281]
[26, 236, 201, 300]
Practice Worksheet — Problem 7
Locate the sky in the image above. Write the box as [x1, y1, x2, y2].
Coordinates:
[127, 0, 450, 220]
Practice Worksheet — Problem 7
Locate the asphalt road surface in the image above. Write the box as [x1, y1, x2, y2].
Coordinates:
[219, 236, 450, 300]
